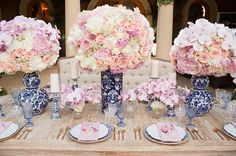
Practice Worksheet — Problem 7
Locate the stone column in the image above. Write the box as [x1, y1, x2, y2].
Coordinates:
[65, 0, 81, 57]
[155, 3, 174, 62]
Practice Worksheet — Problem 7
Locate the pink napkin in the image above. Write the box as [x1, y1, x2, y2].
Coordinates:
[156, 122, 181, 142]
[0, 122, 12, 134]
[78, 122, 100, 140]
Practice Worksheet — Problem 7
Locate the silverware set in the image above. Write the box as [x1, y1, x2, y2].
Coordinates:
[15, 128, 33, 139]
[213, 128, 231, 141]
[113, 127, 125, 141]
[56, 118, 75, 140]
[134, 127, 142, 140]
[186, 127, 203, 140]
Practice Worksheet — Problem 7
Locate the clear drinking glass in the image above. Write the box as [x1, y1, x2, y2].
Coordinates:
[104, 103, 117, 118]
[125, 101, 137, 118]
[10, 88, 21, 105]
[175, 104, 186, 125]
[21, 102, 34, 128]
[116, 104, 126, 127]
[222, 91, 232, 110]
[104, 103, 117, 126]
[225, 101, 236, 122]
[186, 106, 197, 128]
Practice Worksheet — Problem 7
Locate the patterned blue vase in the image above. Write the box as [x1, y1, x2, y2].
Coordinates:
[186, 76, 214, 117]
[18, 72, 49, 115]
[101, 70, 123, 112]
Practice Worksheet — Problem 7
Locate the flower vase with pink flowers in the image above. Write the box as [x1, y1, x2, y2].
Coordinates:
[0, 16, 61, 115]
[123, 75, 179, 117]
[170, 18, 236, 116]
[68, 5, 154, 112]
[60, 83, 101, 118]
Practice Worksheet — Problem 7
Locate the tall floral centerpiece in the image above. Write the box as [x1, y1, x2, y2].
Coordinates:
[0, 16, 61, 115]
[68, 5, 154, 112]
[170, 19, 236, 116]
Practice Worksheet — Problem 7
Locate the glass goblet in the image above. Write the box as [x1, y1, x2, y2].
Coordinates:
[175, 105, 186, 125]
[104, 103, 117, 125]
[222, 91, 232, 110]
[186, 106, 197, 128]
[125, 101, 137, 118]
[104, 103, 117, 118]
[21, 102, 34, 128]
[116, 104, 126, 127]
[10, 88, 21, 105]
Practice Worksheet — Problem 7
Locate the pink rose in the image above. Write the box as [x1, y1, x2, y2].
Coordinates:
[209, 50, 221, 58]
[198, 53, 209, 63]
[116, 38, 128, 49]
[94, 48, 111, 60]
[95, 34, 105, 44]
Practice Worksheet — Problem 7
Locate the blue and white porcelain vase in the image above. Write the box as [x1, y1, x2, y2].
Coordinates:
[101, 69, 123, 112]
[186, 76, 213, 116]
[18, 72, 49, 115]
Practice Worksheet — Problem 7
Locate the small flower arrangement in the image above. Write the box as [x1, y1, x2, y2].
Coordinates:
[68, 5, 154, 73]
[60, 83, 101, 111]
[122, 75, 178, 107]
[0, 16, 61, 74]
[170, 19, 236, 82]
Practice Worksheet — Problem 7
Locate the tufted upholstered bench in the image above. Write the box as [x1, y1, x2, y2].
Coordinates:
[58, 57, 175, 89]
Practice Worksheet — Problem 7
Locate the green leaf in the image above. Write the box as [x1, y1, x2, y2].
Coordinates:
[157, 0, 174, 6]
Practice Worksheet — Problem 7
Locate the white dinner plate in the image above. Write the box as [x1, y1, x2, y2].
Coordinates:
[146, 123, 186, 141]
[0, 122, 20, 141]
[69, 123, 109, 141]
[223, 123, 236, 138]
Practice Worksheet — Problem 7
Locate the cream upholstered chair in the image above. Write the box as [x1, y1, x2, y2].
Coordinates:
[58, 57, 175, 89]
[58, 42, 175, 88]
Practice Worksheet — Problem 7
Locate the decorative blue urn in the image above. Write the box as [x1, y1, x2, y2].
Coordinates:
[101, 70, 123, 112]
[18, 72, 49, 115]
[186, 76, 214, 116]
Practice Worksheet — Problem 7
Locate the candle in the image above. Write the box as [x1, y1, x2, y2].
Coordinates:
[70, 60, 78, 79]
[50, 73, 60, 93]
[150, 60, 159, 78]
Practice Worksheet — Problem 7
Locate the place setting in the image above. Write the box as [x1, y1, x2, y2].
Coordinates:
[222, 122, 236, 140]
[68, 122, 113, 144]
[0, 121, 21, 141]
[144, 122, 189, 145]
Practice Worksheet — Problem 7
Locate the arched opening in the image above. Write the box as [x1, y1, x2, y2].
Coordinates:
[181, 0, 218, 28]
[188, 1, 209, 22]
[19, 0, 54, 22]
[29, 1, 50, 22]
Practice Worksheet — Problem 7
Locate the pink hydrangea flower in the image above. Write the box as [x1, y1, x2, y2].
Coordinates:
[68, 5, 154, 73]
[170, 18, 236, 81]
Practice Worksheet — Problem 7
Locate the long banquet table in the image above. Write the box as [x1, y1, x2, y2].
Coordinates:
[0, 95, 236, 156]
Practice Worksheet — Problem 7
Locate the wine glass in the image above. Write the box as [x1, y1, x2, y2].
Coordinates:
[104, 103, 117, 125]
[116, 104, 126, 127]
[125, 101, 137, 118]
[225, 101, 236, 122]
[175, 104, 187, 125]
[10, 88, 21, 106]
[104, 103, 117, 118]
[21, 102, 34, 128]
[186, 106, 197, 128]
[222, 91, 232, 110]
